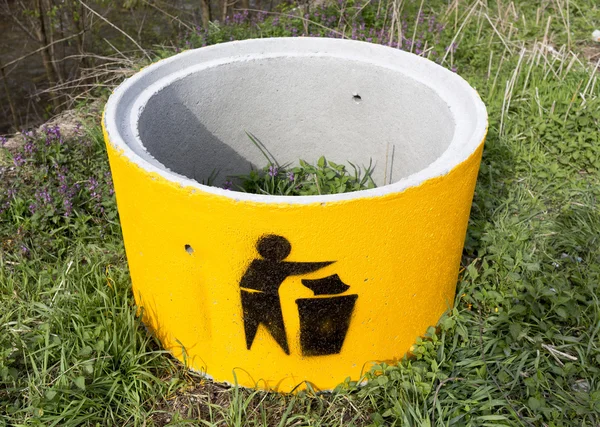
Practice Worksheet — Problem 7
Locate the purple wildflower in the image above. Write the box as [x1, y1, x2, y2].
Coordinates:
[286, 171, 295, 182]
[43, 124, 62, 145]
[0, 200, 9, 215]
[87, 177, 103, 214]
[13, 153, 25, 167]
[268, 165, 278, 177]
[28, 203, 37, 214]
[64, 198, 73, 217]
[88, 177, 99, 194]
[0, 136, 6, 147]
[24, 140, 36, 156]
[223, 180, 233, 190]
[56, 167, 68, 194]
[104, 171, 114, 196]
[35, 188, 52, 204]
[21, 245, 29, 255]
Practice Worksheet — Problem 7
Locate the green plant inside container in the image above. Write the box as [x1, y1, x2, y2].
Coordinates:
[220, 132, 378, 196]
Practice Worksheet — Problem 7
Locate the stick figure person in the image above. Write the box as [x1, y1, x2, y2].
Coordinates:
[240, 235, 334, 354]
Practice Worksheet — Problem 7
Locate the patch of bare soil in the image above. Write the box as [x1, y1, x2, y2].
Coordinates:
[149, 375, 369, 426]
[150, 378, 230, 426]
[1, 98, 103, 152]
[582, 42, 600, 65]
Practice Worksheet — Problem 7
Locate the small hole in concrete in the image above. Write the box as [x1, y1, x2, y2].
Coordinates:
[185, 244, 194, 255]
[353, 93, 362, 102]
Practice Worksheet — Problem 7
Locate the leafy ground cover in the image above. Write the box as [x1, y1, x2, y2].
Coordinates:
[230, 155, 376, 195]
[1, 0, 600, 425]
[226, 133, 377, 195]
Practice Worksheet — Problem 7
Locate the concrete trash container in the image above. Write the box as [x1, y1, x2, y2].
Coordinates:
[102, 37, 488, 392]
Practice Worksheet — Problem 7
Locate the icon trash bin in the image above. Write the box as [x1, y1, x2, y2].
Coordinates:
[102, 37, 488, 392]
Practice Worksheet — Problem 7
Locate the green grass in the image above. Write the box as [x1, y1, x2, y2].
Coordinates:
[1, 0, 600, 425]
[229, 133, 378, 195]
[230, 155, 377, 195]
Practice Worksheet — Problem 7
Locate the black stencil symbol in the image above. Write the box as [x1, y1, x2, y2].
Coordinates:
[296, 294, 358, 356]
[297, 274, 357, 356]
[240, 235, 333, 354]
[301, 274, 350, 295]
[239, 235, 358, 356]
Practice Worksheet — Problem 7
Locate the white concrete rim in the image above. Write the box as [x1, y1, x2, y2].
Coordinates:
[103, 37, 488, 205]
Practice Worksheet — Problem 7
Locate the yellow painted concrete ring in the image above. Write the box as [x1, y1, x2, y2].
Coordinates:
[103, 38, 487, 392]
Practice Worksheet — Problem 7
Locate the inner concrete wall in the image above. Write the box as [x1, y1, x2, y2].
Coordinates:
[137, 56, 455, 187]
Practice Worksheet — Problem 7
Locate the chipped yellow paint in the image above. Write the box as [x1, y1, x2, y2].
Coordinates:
[103, 123, 485, 392]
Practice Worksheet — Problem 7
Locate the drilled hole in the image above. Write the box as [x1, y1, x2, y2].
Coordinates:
[353, 93, 362, 102]
[185, 244, 194, 255]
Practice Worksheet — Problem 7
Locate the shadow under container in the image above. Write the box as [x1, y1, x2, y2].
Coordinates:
[102, 37, 488, 392]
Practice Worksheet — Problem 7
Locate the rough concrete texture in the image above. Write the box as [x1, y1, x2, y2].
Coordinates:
[137, 56, 454, 186]
[102, 38, 488, 392]
[106, 37, 487, 204]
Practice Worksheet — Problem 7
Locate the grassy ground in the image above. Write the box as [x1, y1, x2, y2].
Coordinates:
[1, 0, 600, 425]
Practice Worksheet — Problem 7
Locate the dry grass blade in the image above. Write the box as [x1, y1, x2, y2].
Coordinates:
[140, 0, 195, 33]
[441, 0, 482, 64]
[500, 48, 526, 136]
[541, 343, 578, 365]
[78, 0, 152, 61]
[2, 32, 84, 76]
[235, 8, 345, 37]
[484, 13, 514, 55]
[2, 1, 600, 426]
